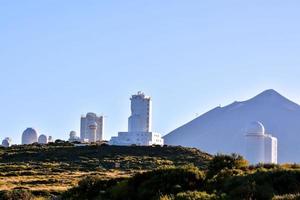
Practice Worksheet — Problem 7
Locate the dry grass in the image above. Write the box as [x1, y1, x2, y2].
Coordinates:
[0, 163, 135, 193]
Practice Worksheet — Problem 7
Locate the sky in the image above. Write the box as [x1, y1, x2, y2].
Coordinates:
[1, 1, 300, 144]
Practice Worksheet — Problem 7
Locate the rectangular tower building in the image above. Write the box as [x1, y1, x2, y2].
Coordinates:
[128, 92, 152, 132]
[80, 113, 104, 142]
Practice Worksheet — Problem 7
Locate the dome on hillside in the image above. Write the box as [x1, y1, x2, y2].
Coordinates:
[69, 131, 77, 138]
[69, 131, 80, 142]
[246, 121, 265, 135]
[38, 134, 48, 144]
[22, 128, 38, 145]
[2, 137, 12, 147]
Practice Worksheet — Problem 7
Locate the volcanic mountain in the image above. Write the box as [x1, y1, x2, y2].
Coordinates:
[164, 89, 300, 163]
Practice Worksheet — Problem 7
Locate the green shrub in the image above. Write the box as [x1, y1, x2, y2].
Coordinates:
[207, 154, 248, 178]
[110, 166, 205, 200]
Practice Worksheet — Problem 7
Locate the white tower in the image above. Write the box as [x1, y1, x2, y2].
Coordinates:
[80, 113, 104, 142]
[110, 92, 164, 146]
[265, 134, 278, 164]
[22, 128, 38, 145]
[48, 136, 53, 143]
[38, 134, 48, 144]
[128, 91, 152, 132]
[245, 121, 266, 164]
[88, 122, 97, 143]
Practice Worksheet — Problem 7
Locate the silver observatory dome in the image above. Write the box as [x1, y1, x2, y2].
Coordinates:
[2, 137, 12, 147]
[38, 134, 48, 144]
[246, 121, 265, 135]
[22, 128, 38, 145]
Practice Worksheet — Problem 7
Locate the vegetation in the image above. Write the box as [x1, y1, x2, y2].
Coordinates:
[62, 154, 300, 200]
[0, 143, 211, 199]
[2, 144, 300, 199]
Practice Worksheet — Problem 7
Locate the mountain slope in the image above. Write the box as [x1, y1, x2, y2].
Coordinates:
[164, 89, 300, 163]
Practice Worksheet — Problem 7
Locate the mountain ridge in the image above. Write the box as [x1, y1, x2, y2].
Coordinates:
[164, 89, 300, 163]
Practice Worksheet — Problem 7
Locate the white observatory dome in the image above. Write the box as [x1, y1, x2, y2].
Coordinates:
[2, 137, 12, 147]
[87, 112, 97, 118]
[246, 121, 265, 135]
[22, 128, 38, 145]
[38, 134, 48, 144]
[70, 131, 77, 138]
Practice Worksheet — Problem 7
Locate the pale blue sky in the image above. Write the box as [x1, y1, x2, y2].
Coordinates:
[1, 1, 300, 144]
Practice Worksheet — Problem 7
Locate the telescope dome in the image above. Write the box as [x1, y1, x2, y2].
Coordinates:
[246, 121, 265, 135]
[22, 128, 38, 145]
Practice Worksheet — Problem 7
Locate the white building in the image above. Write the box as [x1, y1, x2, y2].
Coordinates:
[69, 131, 81, 143]
[128, 92, 152, 132]
[110, 92, 164, 146]
[245, 121, 278, 164]
[22, 128, 38, 145]
[264, 134, 278, 164]
[80, 113, 104, 143]
[2, 137, 12, 147]
[38, 134, 48, 144]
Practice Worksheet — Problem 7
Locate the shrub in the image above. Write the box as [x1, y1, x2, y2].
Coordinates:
[207, 154, 248, 178]
[115, 166, 206, 200]
[0, 190, 34, 200]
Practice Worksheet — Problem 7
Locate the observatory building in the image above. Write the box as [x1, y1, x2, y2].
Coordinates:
[38, 134, 48, 144]
[48, 136, 53, 143]
[22, 128, 38, 145]
[2, 137, 12, 147]
[69, 131, 80, 142]
[245, 121, 278, 164]
[80, 113, 104, 143]
[110, 92, 164, 146]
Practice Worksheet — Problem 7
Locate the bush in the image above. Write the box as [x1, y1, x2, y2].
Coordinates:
[110, 166, 205, 200]
[0, 190, 34, 200]
[62, 176, 125, 200]
[207, 154, 248, 178]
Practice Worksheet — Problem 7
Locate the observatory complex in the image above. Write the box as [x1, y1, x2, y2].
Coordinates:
[245, 121, 278, 164]
[80, 113, 104, 143]
[22, 128, 52, 145]
[110, 92, 164, 146]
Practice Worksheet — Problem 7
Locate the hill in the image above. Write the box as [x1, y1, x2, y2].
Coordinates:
[164, 89, 300, 163]
[0, 143, 211, 194]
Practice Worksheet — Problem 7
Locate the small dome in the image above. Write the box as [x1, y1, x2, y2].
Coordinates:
[38, 134, 48, 144]
[22, 128, 38, 145]
[69, 131, 77, 138]
[2, 137, 12, 147]
[246, 121, 265, 135]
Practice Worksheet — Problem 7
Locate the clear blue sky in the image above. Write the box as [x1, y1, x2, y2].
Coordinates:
[1, 1, 300, 144]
